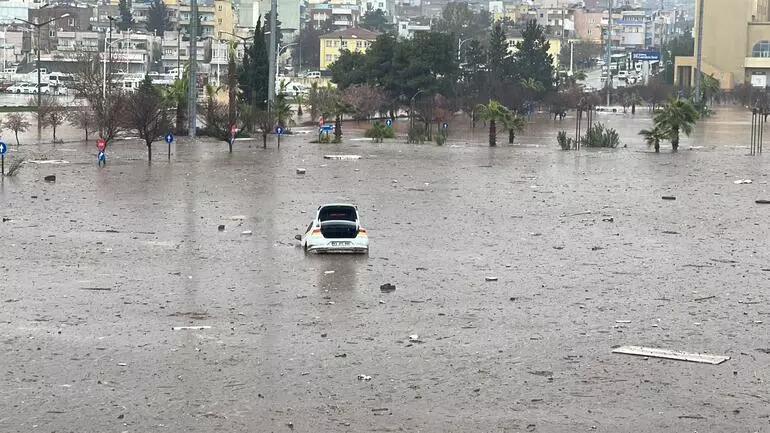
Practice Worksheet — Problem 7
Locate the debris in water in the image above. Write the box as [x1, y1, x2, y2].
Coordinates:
[612, 345, 729, 364]
[171, 326, 212, 331]
[357, 374, 372, 381]
[380, 283, 396, 292]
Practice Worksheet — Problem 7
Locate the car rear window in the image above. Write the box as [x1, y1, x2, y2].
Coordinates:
[319, 206, 356, 222]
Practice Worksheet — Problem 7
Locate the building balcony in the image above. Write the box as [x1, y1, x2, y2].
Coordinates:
[745, 57, 770, 69]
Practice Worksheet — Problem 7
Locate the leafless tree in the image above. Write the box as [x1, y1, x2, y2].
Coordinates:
[67, 104, 98, 142]
[255, 109, 277, 148]
[71, 52, 125, 145]
[3, 113, 31, 145]
[342, 84, 387, 121]
[32, 95, 65, 141]
[124, 76, 171, 162]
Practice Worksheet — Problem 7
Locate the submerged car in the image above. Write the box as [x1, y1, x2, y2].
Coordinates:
[295, 203, 369, 254]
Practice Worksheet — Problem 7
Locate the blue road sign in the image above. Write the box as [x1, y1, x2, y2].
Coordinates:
[442, 122, 449, 130]
[385, 119, 393, 127]
[165, 132, 174, 144]
[276, 126, 284, 136]
[631, 50, 660, 62]
[0, 141, 6, 156]
[98, 151, 105, 162]
[320, 124, 334, 133]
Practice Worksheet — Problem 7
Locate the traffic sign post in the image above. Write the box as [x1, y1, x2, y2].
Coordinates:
[228, 124, 237, 153]
[0, 141, 6, 176]
[442, 122, 449, 130]
[276, 126, 284, 148]
[165, 132, 174, 160]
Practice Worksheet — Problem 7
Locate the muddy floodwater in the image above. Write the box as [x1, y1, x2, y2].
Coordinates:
[1, 107, 769, 432]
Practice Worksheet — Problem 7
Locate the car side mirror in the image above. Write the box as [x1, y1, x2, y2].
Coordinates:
[294, 234, 302, 241]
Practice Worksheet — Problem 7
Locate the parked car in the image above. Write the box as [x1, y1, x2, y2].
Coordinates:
[618, 70, 628, 80]
[8, 83, 32, 93]
[295, 204, 369, 254]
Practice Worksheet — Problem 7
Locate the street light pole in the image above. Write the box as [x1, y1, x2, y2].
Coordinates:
[16, 13, 70, 136]
[267, 0, 277, 107]
[605, 0, 613, 107]
[457, 38, 472, 63]
[188, 0, 198, 137]
[694, 0, 705, 103]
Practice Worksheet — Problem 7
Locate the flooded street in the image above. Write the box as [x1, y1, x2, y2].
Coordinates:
[1, 107, 769, 432]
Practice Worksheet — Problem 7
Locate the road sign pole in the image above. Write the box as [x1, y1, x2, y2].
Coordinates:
[1, 155, 4, 176]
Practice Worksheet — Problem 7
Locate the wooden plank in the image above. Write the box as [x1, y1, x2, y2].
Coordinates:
[612, 345, 730, 365]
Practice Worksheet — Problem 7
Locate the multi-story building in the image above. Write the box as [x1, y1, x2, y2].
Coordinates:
[106, 31, 153, 74]
[309, 1, 362, 30]
[257, 0, 300, 39]
[616, 9, 646, 50]
[319, 27, 378, 69]
[573, 8, 603, 42]
[0, 0, 41, 25]
[675, 0, 770, 89]
[160, 30, 206, 75]
[56, 31, 102, 54]
[178, 0, 235, 40]
[396, 18, 430, 39]
[28, 5, 94, 51]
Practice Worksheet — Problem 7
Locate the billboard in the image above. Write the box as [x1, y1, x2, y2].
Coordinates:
[631, 51, 661, 61]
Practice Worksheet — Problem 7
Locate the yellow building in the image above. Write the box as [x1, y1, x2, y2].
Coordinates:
[178, 0, 235, 40]
[319, 27, 379, 70]
[507, 37, 563, 70]
[675, 0, 770, 90]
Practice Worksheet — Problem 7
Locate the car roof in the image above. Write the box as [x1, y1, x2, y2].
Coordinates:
[318, 203, 357, 209]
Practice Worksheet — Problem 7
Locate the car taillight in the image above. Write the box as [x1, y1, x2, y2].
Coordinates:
[358, 228, 367, 234]
[312, 229, 321, 235]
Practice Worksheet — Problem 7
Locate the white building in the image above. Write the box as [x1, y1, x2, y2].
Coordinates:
[0, 0, 41, 25]
[396, 19, 430, 39]
[160, 31, 206, 76]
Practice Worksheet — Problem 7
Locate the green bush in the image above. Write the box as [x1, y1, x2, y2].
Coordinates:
[435, 131, 447, 146]
[407, 124, 428, 144]
[581, 123, 620, 148]
[364, 121, 395, 143]
[557, 130, 573, 150]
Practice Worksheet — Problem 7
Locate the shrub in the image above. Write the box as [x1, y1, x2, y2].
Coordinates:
[557, 130, 573, 150]
[407, 124, 428, 144]
[364, 121, 394, 143]
[5, 157, 25, 176]
[435, 132, 446, 146]
[581, 123, 620, 148]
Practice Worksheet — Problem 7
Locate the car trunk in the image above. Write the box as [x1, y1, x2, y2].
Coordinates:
[320, 221, 358, 239]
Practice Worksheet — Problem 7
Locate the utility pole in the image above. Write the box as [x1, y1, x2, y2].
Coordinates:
[605, 0, 613, 106]
[267, 0, 277, 107]
[694, 0, 704, 103]
[187, 0, 198, 137]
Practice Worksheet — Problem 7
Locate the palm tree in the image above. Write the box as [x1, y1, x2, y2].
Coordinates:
[293, 94, 306, 117]
[653, 98, 699, 152]
[475, 100, 513, 147]
[504, 112, 527, 144]
[639, 124, 669, 153]
[164, 79, 187, 134]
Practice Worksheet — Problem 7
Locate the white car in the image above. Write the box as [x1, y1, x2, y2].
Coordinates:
[295, 203, 369, 254]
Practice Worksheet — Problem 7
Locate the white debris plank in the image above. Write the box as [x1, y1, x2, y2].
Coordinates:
[172, 326, 212, 331]
[323, 154, 362, 160]
[612, 345, 729, 365]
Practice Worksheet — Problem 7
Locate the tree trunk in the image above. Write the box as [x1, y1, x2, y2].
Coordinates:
[508, 129, 515, 144]
[631, 103, 636, 115]
[334, 116, 342, 141]
[654, 140, 660, 153]
[297, 104, 303, 117]
[147, 142, 152, 162]
[15, 131, 19, 145]
[671, 127, 679, 152]
[52, 125, 57, 142]
[228, 57, 236, 129]
[176, 103, 184, 134]
[489, 119, 496, 147]
[262, 132, 267, 148]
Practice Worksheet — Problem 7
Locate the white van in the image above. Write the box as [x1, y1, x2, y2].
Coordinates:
[305, 71, 321, 79]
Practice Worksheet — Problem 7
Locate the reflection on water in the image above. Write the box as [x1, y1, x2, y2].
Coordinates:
[310, 253, 368, 293]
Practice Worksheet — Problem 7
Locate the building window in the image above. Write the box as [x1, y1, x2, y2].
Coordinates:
[752, 40, 770, 57]
[340, 40, 347, 48]
[356, 40, 362, 48]
[325, 40, 332, 47]
[325, 54, 332, 62]
[218, 5, 222, 11]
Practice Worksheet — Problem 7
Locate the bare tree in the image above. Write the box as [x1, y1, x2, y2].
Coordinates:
[3, 113, 31, 145]
[255, 109, 277, 148]
[67, 104, 98, 142]
[72, 52, 125, 145]
[342, 84, 387, 121]
[124, 75, 170, 162]
[32, 95, 65, 141]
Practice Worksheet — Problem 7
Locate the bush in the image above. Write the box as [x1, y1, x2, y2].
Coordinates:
[581, 123, 620, 148]
[407, 124, 428, 144]
[435, 130, 447, 146]
[557, 130, 574, 150]
[5, 157, 25, 176]
[364, 121, 395, 143]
